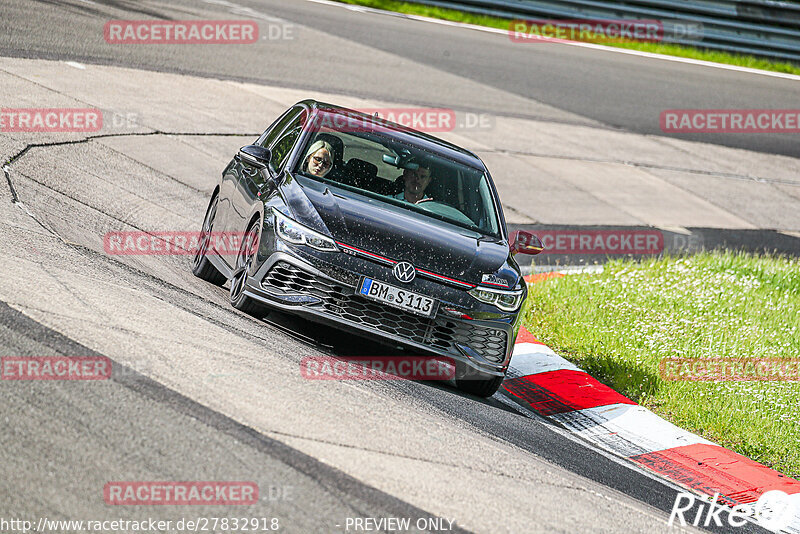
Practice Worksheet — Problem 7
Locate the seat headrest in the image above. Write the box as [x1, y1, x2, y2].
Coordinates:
[344, 158, 378, 180]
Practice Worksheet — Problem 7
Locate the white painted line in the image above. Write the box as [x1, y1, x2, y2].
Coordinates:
[508, 343, 581, 376]
[557, 265, 604, 275]
[550, 403, 714, 457]
[64, 61, 86, 70]
[785, 496, 800, 534]
[305, 0, 800, 82]
[656, 225, 692, 235]
[522, 264, 606, 275]
[523, 265, 606, 277]
[203, 0, 286, 23]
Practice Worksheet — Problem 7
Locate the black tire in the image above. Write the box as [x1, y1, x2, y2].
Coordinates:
[229, 221, 268, 316]
[192, 194, 226, 285]
[456, 374, 505, 397]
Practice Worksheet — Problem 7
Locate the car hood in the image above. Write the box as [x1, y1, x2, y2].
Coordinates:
[283, 175, 519, 287]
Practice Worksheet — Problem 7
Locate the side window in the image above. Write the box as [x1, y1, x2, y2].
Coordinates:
[257, 107, 300, 149]
[269, 111, 306, 171]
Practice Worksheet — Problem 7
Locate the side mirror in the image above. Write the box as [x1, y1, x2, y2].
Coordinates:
[238, 145, 271, 170]
[510, 230, 544, 255]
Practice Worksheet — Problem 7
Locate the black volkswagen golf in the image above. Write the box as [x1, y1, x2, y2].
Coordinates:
[192, 100, 542, 397]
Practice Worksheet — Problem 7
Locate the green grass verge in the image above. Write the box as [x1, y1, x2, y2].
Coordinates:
[332, 0, 800, 75]
[521, 252, 800, 477]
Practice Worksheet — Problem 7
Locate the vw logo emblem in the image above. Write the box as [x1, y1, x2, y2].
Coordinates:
[393, 261, 416, 283]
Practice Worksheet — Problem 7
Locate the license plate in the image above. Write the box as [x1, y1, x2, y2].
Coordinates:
[358, 277, 436, 317]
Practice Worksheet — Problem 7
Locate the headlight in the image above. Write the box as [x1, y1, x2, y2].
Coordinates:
[272, 208, 338, 252]
[468, 286, 524, 312]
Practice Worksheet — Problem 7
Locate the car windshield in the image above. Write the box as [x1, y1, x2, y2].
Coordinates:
[294, 112, 501, 237]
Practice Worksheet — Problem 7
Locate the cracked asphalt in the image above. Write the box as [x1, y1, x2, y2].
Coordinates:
[0, 0, 794, 532]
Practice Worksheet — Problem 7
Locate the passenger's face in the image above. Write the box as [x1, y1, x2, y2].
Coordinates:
[307, 148, 332, 177]
[403, 167, 432, 195]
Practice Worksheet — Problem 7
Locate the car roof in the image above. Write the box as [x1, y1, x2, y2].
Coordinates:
[296, 99, 487, 171]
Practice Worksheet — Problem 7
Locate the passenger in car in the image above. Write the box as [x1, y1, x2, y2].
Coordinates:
[394, 162, 433, 204]
[314, 134, 344, 179]
[302, 140, 334, 178]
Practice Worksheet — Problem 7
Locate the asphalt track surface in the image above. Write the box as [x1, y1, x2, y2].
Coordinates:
[2, 0, 800, 158]
[0, 1, 793, 533]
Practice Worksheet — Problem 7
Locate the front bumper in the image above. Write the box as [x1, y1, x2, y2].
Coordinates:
[243, 251, 515, 377]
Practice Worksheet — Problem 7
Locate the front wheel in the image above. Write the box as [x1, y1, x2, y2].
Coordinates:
[229, 222, 268, 317]
[456, 374, 505, 397]
[192, 195, 226, 285]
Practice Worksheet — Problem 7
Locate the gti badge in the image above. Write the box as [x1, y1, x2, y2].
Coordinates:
[393, 261, 416, 283]
[481, 274, 509, 288]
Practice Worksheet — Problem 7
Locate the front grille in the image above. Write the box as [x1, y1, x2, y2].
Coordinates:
[262, 261, 349, 300]
[262, 261, 508, 362]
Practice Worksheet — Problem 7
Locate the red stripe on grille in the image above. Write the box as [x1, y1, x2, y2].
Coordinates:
[335, 241, 475, 288]
[416, 268, 475, 288]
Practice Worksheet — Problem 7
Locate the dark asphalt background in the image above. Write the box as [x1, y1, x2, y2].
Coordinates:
[1, 0, 799, 157]
[0, 0, 789, 532]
